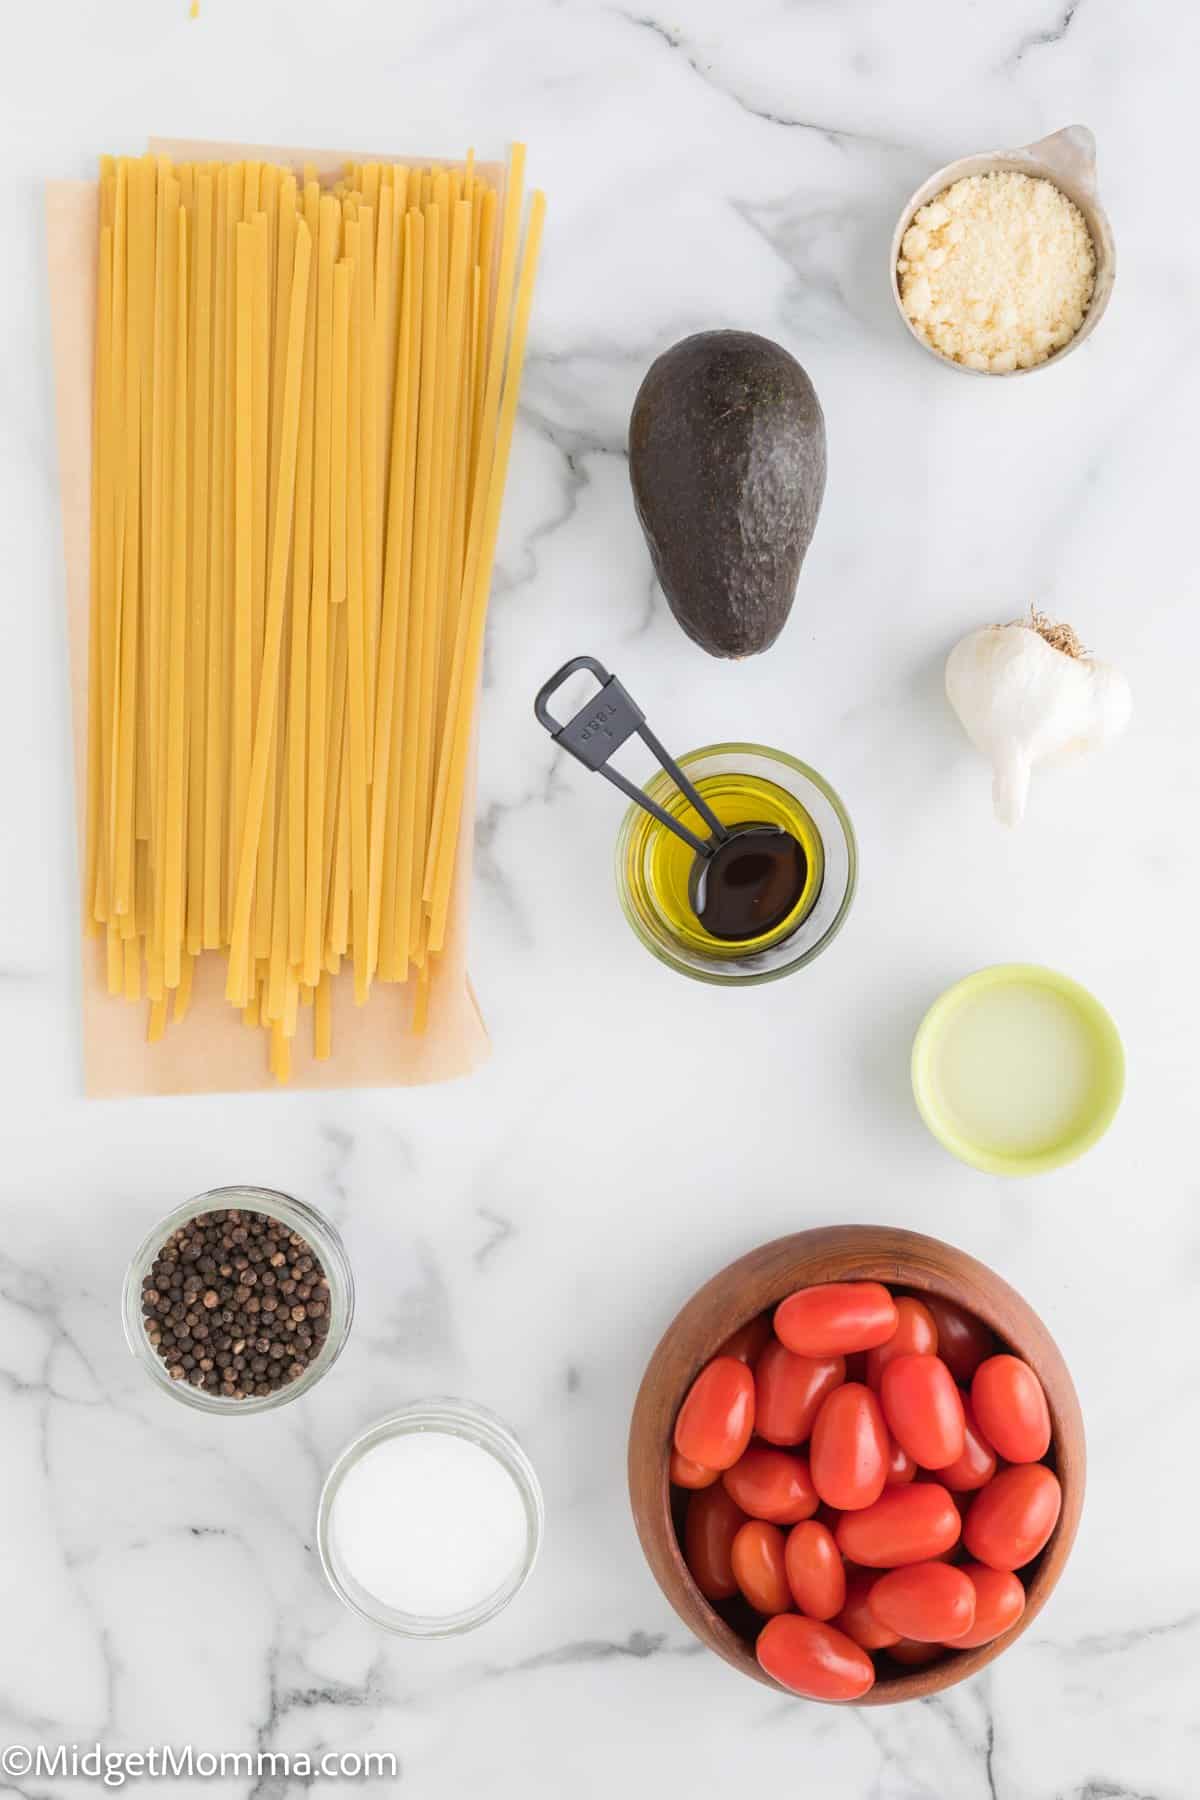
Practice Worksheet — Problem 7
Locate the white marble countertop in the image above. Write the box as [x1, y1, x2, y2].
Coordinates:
[2, 1, 1197, 1795]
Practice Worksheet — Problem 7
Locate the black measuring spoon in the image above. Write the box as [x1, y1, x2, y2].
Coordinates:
[534, 657, 806, 942]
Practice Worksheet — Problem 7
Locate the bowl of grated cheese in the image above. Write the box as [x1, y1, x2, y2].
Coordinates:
[889, 124, 1115, 376]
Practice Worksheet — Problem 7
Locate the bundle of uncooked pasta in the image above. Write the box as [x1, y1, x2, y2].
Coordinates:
[86, 146, 544, 1078]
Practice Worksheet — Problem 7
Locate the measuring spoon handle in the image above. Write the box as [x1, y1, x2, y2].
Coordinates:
[534, 657, 728, 855]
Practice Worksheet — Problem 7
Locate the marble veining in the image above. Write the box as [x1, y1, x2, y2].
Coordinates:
[2, 0, 1198, 1794]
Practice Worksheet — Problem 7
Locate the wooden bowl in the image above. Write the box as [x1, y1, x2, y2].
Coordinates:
[628, 1225, 1085, 1704]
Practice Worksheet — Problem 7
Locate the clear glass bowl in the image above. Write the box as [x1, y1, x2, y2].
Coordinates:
[317, 1399, 544, 1636]
[615, 742, 857, 985]
[122, 1185, 354, 1414]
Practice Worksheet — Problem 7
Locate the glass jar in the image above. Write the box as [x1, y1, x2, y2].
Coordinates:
[122, 1185, 354, 1414]
[615, 742, 857, 984]
[317, 1399, 544, 1636]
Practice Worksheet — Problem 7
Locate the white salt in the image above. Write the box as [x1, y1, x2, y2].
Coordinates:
[329, 1430, 530, 1618]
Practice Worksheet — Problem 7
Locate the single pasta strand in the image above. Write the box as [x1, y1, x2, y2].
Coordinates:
[428, 189, 545, 947]
[134, 158, 157, 847]
[218, 161, 245, 938]
[266, 724, 291, 1024]
[94, 225, 117, 926]
[226, 221, 312, 1002]
[342, 224, 372, 1002]
[84, 214, 105, 933]
[329, 251, 350, 604]
[399, 200, 443, 963]
[249, 209, 273, 960]
[229, 223, 255, 963]
[174, 950, 194, 1021]
[186, 168, 213, 956]
[370, 208, 420, 978]
[426, 198, 473, 825]
[357, 203, 378, 769]
[109, 161, 136, 919]
[323, 600, 350, 969]
[148, 177, 182, 1003]
[161, 204, 190, 991]
[373, 181, 395, 616]
[314, 966, 332, 1059]
[303, 197, 338, 986]
[203, 163, 229, 947]
[286, 178, 320, 969]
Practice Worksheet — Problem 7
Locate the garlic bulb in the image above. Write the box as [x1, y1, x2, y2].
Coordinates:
[945, 614, 1131, 825]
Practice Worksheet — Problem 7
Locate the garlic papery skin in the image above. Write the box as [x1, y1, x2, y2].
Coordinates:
[945, 618, 1132, 825]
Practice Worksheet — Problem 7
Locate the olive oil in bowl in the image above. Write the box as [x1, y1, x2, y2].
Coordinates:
[616, 744, 856, 985]
[636, 771, 824, 957]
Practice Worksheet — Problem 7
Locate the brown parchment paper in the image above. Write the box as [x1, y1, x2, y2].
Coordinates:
[47, 141, 492, 1096]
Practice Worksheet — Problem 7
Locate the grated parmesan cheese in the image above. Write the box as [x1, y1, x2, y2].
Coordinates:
[897, 171, 1096, 372]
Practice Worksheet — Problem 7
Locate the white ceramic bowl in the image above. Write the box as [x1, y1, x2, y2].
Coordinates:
[889, 125, 1116, 377]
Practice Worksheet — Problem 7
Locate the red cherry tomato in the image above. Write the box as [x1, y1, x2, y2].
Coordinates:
[674, 1356, 755, 1471]
[809, 1383, 889, 1511]
[971, 1355, 1051, 1464]
[866, 1297, 938, 1389]
[868, 1561, 976, 1643]
[756, 1614, 876, 1701]
[964, 1464, 1061, 1571]
[731, 1520, 792, 1615]
[880, 1354, 966, 1471]
[775, 1282, 898, 1358]
[923, 1296, 995, 1385]
[718, 1313, 774, 1366]
[952, 1564, 1027, 1647]
[723, 1446, 818, 1524]
[669, 1448, 720, 1490]
[833, 1568, 900, 1650]
[683, 1483, 746, 1599]
[835, 1483, 961, 1567]
[888, 1638, 944, 1668]
[938, 1397, 998, 1492]
[754, 1341, 845, 1446]
[783, 1520, 846, 1621]
[886, 1436, 917, 1485]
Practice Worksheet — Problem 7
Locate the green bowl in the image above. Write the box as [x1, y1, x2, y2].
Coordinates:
[911, 964, 1124, 1177]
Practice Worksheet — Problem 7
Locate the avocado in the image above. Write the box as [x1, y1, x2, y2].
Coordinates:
[629, 331, 826, 659]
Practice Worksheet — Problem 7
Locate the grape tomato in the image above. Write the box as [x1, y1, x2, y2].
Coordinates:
[866, 1297, 938, 1389]
[754, 1341, 845, 1446]
[756, 1614, 876, 1701]
[684, 1483, 746, 1600]
[963, 1464, 1061, 1571]
[809, 1383, 889, 1511]
[868, 1561, 976, 1643]
[784, 1520, 846, 1621]
[835, 1482, 961, 1568]
[723, 1446, 819, 1525]
[923, 1296, 995, 1384]
[880, 1354, 965, 1471]
[971, 1355, 1051, 1464]
[674, 1356, 755, 1471]
[952, 1564, 1026, 1647]
[775, 1282, 898, 1358]
[833, 1568, 900, 1651]
[731, 1520, 792, 1615]
[938, 1397, 998, 1492]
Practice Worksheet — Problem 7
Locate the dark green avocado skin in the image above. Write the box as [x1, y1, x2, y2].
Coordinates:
[629, 331, 826, 659]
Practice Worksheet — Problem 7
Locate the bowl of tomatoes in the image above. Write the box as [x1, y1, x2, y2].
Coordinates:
[627, 1225, 1084, 1705]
